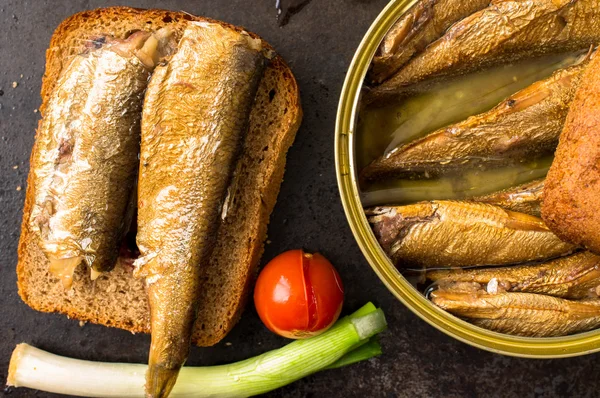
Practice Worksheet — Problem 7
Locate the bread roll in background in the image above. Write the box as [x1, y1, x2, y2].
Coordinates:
[542, 51, 600, 254]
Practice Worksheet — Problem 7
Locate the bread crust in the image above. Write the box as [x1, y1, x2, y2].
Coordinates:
[542, 53, 600, 254]
[17, 6, 302, 346]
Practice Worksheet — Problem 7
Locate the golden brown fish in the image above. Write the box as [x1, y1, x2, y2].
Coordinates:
[472, 178, 545, 217]
[369, 0, 490, 84]
[361, 56, 590, 182]
[135, 22, 267, 398]
[368, 0, 600, 103]
[430, 289, 600, 337]
[428, 251, 600, 299]
[28, 29, 173, 288]
[367, 201, 575, 269]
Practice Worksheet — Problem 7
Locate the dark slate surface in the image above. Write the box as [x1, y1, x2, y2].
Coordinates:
[1, 1, 599, 397]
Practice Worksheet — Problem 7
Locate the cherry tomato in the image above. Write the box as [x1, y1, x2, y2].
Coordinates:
[254, 249, 344, 339]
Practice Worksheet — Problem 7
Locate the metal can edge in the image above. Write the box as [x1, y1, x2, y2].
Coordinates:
[334, 0, 600, 358]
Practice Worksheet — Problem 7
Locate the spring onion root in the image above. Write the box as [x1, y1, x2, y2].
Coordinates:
[7, 303, 386, 397]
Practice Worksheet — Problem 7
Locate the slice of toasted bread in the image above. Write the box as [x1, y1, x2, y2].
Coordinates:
[17, 7, 302, 347]
[542, 52, 600, 254]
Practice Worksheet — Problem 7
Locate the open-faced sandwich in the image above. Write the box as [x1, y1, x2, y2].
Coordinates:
[17, 6, 303, 396]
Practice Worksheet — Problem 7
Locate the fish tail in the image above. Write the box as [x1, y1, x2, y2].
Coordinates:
[145, 301, 189, 398]
[144, 270, 199, 398]
[146, 358, 179, 398]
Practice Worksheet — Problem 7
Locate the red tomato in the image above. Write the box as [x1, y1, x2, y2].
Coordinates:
[254, 249, 344, 339]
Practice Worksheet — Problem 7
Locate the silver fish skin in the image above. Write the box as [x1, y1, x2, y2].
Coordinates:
[28, 29, 172, 288]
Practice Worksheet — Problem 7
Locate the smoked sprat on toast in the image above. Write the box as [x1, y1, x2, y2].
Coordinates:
[17, 7, 302, 348]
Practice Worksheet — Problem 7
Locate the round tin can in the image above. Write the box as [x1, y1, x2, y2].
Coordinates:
[335, 0, 600, 357]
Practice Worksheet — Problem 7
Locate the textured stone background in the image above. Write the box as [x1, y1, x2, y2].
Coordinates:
[1, 1, 599, 397]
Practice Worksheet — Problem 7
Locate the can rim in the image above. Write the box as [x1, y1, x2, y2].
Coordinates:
[334, 0, 600, 358]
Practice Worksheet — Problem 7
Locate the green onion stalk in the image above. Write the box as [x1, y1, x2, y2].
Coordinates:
[7, 303, 386, 397]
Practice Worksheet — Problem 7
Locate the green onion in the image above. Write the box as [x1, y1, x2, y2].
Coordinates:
[7, 303, 386, 397]
[325, 337, 382, 370]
